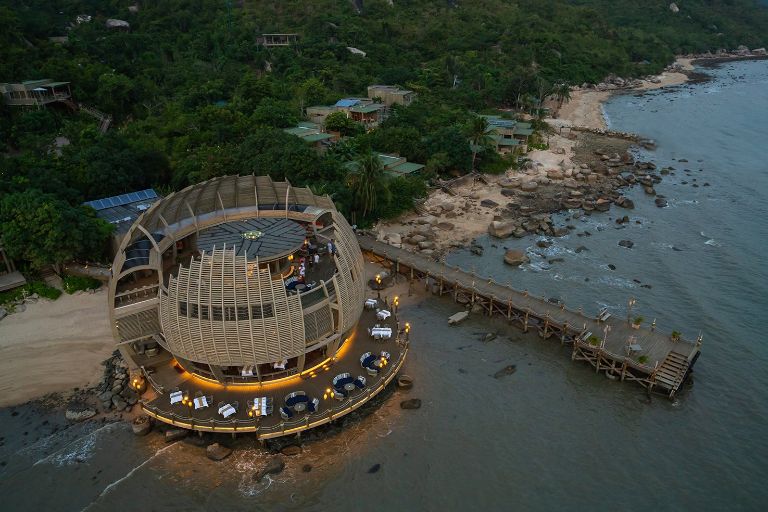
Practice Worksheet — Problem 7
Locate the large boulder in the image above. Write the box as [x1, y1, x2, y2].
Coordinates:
[418, 240, 434, 250]
[480, 199, 499, 208]
[488, 221, 516, 239]
[132, 415, 152, 436]
[207, 443, 233, 461]
[503, 249, 529, 266]
[520, 181, 538, 192]
[498, 177, 522, 189]
[546, 169, 564, 180]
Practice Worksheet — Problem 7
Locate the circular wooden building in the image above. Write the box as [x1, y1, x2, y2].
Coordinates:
[108, 175, 365, 384]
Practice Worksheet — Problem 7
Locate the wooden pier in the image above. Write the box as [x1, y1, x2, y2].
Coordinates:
[358, 235, 701, 398]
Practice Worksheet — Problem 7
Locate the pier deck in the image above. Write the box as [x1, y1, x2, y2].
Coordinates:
[358, 235, 700, 397]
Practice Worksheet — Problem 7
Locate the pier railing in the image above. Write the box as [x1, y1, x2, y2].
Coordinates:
[358, 235, 700, 397]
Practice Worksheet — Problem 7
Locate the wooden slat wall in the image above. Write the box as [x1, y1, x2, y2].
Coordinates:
[159, 247, 312, 366]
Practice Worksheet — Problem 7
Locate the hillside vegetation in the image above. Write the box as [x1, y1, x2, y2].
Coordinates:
[1, 0, 767, 268]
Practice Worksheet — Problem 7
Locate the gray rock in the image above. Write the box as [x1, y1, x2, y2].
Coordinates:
[400, 398, 422, 409]
[97, 390, 114, 401]
[111, 394, 127, 410]
[207, 443, 233, 461]
[618, 240, 634, 249]
[520, 181, 538, 192]
[254, 457, 285, 482]
[503, 249, 529, 266]
[0, 307, 6, 321]
[480, 199, 499, 208]
[488, 221, 516, 239]
[482, 332, 497, 343]
[132, 415, 152, 436]
[165, 429, 188, 442]
[417, 240, 434, 250]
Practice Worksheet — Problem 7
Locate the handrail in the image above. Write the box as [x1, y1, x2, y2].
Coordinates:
[359, 236, 696, 345]
[140, 349, 405, 432]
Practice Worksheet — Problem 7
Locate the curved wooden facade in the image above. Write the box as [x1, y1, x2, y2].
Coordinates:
[108, 175, 365, 383]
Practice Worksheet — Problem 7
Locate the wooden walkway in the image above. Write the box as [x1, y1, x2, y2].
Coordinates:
[358, 235, 701, 398]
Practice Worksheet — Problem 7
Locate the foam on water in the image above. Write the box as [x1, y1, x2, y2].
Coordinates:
[33, 422, 119, 467]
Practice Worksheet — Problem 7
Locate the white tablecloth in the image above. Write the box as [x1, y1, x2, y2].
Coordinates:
[220, 404, 236, 418]
[170, 391, 183, 404]
[377, 310, 391, 320]
[253, 396, 268, 416]
[371, 327, 392, 339]
[194, 396, 208, 409]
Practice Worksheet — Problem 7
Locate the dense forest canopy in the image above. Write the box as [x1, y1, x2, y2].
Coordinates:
[1, 0, 767, 268]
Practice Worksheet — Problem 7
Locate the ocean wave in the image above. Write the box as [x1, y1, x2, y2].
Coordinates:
[704, 239, 721, 247]
[33, 422, 120, 467]
[83, 440, 181, 507]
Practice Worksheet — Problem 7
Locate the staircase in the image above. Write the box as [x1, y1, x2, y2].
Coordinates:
[78, 103, 112, 133]
[653, 351, 691, 397]
[57, 99, 111, 132]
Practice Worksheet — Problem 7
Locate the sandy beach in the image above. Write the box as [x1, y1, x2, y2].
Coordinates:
[0, 288, 114, 407]
[556, 58, 693, 129]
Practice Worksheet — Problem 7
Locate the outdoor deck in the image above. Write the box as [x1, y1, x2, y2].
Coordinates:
[140, 303, 407, 438]
[358, 235, 701, 397]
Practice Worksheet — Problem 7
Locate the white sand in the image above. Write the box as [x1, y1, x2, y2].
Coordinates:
[556, 58, 692, 129]
[0, 288, 114, 407]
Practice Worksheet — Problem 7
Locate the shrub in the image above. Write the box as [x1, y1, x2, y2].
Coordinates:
[638, 355, 649, 364]
[587, 335, 600, 346]
[633, 316, 644, 325]
[62, 275, 102, 294]
[0, 281, 62, 306]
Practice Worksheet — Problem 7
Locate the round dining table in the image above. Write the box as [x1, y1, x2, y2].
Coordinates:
[294, 402, 306, 412]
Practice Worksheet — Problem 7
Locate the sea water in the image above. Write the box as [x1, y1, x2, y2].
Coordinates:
[1, 60, 767, 512]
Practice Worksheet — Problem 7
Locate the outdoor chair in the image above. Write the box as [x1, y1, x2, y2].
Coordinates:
[333, 390, 345, 400]
[280, 406, 293, 420]
[367, 367, 379, 377]
[309, 398, 319, 413]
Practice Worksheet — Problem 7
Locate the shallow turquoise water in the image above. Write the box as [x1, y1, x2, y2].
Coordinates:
[1, 60, 767, 512]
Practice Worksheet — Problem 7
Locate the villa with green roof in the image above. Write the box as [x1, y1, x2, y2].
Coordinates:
[481, 114, 533, 154]
[283, 121, 336, 151]
[346, 153, 425, 178]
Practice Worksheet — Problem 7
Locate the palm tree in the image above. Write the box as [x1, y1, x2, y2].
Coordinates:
[553, 82, 571, 108]
[346, 151, 391, 220]
[466, 116, 493, 172]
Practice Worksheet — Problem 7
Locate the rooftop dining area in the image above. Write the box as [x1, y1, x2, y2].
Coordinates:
[138, 296, 409, 438]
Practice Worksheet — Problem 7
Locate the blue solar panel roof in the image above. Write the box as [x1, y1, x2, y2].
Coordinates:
[84, 189, 158, 211]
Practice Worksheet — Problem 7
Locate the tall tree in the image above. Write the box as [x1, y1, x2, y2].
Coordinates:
[0, 189, 114, 269]
[466, 116, 493, 172]
[346, 151, 391, 220]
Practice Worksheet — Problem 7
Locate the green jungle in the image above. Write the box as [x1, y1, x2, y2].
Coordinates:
[1, 0, 767, 269]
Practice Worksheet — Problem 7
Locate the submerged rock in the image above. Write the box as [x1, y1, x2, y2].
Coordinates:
[618, 240, 634, 249]
[493, 365, 517, 379]
[281, 445, 302, 456]
[400, 399, 422, 410]
[368, 463, 382, 474]
[254, 457, 285, 482]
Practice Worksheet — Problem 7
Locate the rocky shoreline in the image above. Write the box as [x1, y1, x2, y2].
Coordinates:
[375, 129, 672, 259]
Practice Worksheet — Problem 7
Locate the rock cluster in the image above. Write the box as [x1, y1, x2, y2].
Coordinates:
[95, 351, 139, 413]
